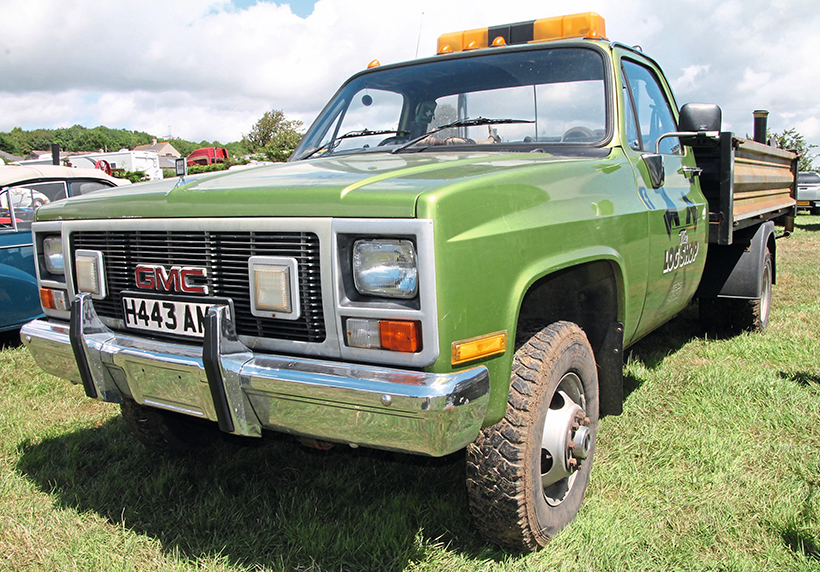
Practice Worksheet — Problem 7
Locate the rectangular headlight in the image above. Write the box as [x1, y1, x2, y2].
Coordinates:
[248, 256, 301, 320]
[75, 249, 106, 298]
[352, 239, 418, 299]
[43, 236, 64, 275]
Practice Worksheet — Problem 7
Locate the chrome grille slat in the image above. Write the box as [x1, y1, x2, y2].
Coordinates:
[70, 230, 325, 343]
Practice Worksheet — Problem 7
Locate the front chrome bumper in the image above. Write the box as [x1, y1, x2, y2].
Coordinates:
[20, 294, 490, 456]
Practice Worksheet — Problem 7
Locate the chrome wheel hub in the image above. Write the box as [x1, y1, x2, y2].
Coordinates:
[540, 372, 590, 506]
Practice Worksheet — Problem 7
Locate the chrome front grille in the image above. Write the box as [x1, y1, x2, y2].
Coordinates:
[70, 230, 325, 342]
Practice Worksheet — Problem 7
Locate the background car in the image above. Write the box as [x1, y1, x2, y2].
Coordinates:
[796, 171, 820, 215]
[0, 165, 129, 332]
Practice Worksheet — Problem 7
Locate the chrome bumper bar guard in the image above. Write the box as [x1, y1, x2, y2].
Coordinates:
[21, 294, 491, 456]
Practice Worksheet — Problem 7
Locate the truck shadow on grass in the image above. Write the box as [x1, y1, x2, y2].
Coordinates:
[618, 298, 758, 399]
[16, 418, 504, 570]
[794, 217, 820, 232]
[620, 301, 704, 398]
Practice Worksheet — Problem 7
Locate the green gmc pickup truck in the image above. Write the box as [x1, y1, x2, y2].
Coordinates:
[21, 12, 797, 551]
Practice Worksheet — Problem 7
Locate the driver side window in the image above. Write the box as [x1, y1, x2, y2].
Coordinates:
[622, 60, 680, 154]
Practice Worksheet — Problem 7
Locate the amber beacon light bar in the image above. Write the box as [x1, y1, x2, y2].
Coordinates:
[437, 12, 607, 54]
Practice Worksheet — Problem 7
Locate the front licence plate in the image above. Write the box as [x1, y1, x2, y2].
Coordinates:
[122, 294, 231, 338]
[797, 200, 811, 206]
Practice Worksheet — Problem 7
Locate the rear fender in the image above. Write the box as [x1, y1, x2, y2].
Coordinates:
[696, 221, 775, 299]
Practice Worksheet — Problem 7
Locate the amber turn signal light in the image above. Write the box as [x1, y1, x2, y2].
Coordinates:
[39, 288, 68, 311]
[379, 320, 421, 353]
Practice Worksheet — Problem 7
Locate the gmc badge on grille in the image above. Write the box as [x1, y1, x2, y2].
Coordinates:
[135, 264, 210, 295]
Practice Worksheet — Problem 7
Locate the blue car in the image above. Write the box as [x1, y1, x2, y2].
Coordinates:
[0, 165, 129, 332]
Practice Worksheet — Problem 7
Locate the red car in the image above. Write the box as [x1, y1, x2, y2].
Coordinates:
[186, 147, 229, 167]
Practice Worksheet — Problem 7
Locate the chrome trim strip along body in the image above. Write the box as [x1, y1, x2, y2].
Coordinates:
[31, 217, 438, 368]
[0, 242, 33, 251]
[21, 297, 488, 457]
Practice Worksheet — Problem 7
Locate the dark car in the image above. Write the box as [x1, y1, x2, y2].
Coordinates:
[0, 165, 128, 332]
[797, 171, 820, 215]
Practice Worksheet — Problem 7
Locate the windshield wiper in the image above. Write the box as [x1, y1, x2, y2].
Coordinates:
[391, 117, 535, 154]
[299, 129, 408, 160]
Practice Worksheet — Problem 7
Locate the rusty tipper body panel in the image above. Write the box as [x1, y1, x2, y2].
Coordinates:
[21, 12, 796, 551]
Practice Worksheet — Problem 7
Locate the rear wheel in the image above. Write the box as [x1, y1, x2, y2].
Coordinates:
[737, 248, 772, 331]
[121, 399, 221, 453]
[465, 321, 598, 551]
[699, 247, 772, 332]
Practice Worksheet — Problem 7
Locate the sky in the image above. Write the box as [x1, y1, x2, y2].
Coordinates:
[1, 0, 819, 152]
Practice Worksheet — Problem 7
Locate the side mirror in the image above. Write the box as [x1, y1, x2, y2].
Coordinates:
[679, 103, 722, 132]
[678, 103, 722, 148]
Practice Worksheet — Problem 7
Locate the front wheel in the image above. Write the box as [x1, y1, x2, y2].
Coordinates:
[466, 321, 599, 551]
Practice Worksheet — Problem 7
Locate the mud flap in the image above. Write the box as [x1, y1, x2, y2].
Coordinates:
[597, 321, 624, 416]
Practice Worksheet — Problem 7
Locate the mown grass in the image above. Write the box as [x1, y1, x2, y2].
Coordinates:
[1, 217, 819, 571]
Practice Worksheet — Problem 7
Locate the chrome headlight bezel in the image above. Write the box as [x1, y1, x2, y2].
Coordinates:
[43, 236, 64, 275]
[352, 239, 418, 299]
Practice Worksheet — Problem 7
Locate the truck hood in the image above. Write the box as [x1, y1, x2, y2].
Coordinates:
[35, 150, 610, 221]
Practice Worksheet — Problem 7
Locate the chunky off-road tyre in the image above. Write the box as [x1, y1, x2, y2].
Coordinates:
[121, 399, 221, 453]
[466, 321, 599, 552]
[699, 248, 772, 333]
[735, 248, 772, 331]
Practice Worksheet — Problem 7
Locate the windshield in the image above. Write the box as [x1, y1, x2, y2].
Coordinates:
[293, 46, 608, 160]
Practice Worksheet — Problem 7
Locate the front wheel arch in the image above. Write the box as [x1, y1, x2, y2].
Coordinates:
[514, 260, 623, 416]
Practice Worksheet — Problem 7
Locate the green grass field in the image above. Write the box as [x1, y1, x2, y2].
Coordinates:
[1, 217, 818, 571]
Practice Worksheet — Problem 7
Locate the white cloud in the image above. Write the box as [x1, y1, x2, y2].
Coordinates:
[795, 116, 820, 143]
[738, 68, 773, 94]
[672, 65, 711, 94]
[1, 0, 819, 147]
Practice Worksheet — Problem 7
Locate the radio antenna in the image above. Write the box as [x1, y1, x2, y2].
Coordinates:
[415, 12, 424, 58]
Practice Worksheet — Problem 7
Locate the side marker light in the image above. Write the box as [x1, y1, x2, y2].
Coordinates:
[452, 331, 507, 365]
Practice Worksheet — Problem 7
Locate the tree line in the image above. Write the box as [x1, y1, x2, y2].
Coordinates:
[0, 110, 304, 163]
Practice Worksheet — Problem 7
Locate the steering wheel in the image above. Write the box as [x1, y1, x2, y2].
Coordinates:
[95, 159, 113, 175]
[562, 126, 595, 142]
